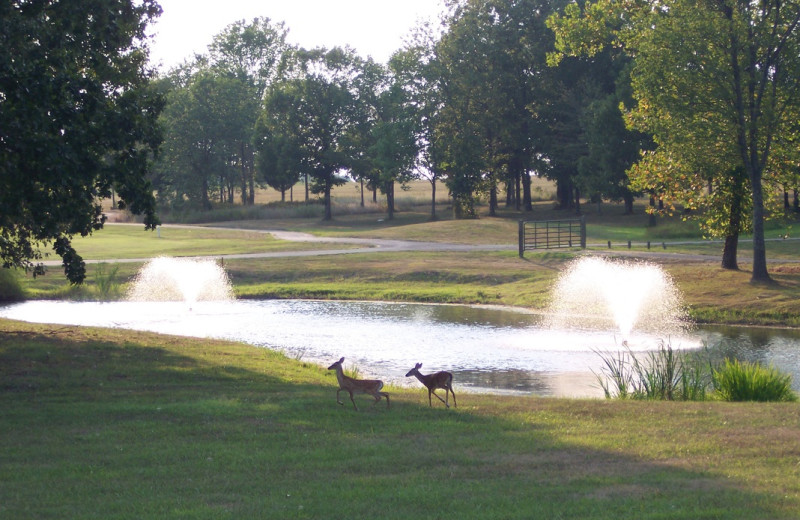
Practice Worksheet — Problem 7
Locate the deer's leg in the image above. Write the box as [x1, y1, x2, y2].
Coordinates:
[449, 386, 457, 408]
[336, 388, 345, 406]
[381, 392, 390, 407]
[348, 390, 358, 410]
[431, 389, 448, 406]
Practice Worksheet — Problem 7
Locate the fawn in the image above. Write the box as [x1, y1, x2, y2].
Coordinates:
[327, 357, 390, 410]
[405, 362, 457, 408]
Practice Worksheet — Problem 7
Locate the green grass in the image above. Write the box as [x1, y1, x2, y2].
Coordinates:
[7, 194, 800, 326]
[713, 359, 798, 402]
[62, 224, 363, 260]
[2, 319, 799, 519]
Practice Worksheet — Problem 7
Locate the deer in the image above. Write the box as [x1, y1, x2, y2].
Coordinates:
[327, 357, 390, 410]
[405, 362, 457, 408]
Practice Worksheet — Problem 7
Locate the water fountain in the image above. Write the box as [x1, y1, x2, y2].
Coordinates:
[3, 254, 797, 397]
[544, 256, 690, 339]
[126, 257, 234, 303]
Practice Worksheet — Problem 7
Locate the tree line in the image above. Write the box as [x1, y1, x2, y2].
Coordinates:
[3, 0, 800, 283]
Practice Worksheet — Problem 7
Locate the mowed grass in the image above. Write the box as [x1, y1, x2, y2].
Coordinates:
[2, 319, 799, 519]
[12, 215, 800, 325]
[64, 224, 362, 260]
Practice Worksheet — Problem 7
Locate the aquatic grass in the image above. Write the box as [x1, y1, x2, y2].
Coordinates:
[594, 340, 713, 401]
[93, 263, 121, 299]
[712, 358, 798, 402]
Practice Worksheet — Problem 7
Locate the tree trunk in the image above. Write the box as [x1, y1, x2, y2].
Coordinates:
[648, 195, 657, 227]
[521, 170, 532, 212]
[386, 181, 395, 220]
[489, 184, 497, 217]
[201, 177, 211, 210]
[623, 191, 634, 215]
[429, 177, 437, 221]
[323, 175, 333, 221]
[749, 169, 770, 282]
[722, 234, 739, 270]
[556, 180, 573, 210]
[360, 178, 365, 207]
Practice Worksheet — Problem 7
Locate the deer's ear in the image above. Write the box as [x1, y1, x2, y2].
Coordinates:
[417, 363, 423, 369]
[339, 357, 345, 363]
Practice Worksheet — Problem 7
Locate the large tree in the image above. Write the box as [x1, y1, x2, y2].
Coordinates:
[208, 18, 290, 205]
[0, 0, 164, 284]
[261, 47, 365, 220]
[550, 0, 800, 282]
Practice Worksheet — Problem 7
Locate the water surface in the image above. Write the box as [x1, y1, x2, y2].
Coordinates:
[2, 299, 797, 398]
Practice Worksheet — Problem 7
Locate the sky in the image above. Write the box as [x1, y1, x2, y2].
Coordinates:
[147, 0, 446, 70]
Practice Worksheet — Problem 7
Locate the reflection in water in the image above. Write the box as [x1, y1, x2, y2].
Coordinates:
[0, 299, 797, 398]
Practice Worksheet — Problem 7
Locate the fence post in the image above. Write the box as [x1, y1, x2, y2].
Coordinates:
[518, 220, 525, 258]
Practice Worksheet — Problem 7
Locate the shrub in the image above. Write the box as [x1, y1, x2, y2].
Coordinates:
[0, 268, 25, 302]
[93, 263, 122, 300]
[712, 359, 798, 402]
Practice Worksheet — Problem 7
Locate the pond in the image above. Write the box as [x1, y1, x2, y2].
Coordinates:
[3, 299, 799, 398]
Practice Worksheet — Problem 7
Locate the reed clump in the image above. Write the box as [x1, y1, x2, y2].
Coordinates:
[595, 340, 797, 402]
[712, 358, 798, 402]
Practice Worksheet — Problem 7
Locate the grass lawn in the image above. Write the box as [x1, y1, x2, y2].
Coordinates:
[1, 320, 798, 519]
[3, 190, 800, 519]
[11, 207, 800, 326]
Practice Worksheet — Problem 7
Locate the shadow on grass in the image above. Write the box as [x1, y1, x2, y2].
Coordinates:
[0, 321, 795, 519]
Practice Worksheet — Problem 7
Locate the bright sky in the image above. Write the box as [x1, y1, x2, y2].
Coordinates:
[148, 0, 446, 70]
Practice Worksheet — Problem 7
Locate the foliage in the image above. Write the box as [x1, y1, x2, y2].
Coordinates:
[153, 18, 290, 209]
[596, 341, 798, 402]
[549, 0, 800, 281]
[261, 47, 367, 220]
[0, 268, 24, 302]
[594, 340, 712, 401]
[712, 358, 798, 402]
[0, 0, 163, 283]
[434, 0, 565, 216]
[93, 263, 122, 300]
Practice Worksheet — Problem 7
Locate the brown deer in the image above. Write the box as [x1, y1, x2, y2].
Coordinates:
[405, 363, 457, 408]
[327, 357, 390, 410]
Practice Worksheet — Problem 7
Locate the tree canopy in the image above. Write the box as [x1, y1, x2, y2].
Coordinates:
[549, 0, 800, 282]
[0, 0, 164, 283]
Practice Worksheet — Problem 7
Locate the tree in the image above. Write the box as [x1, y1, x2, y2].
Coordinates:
[365, 58, 420, 220]
[550, 0, 800, 282]
[0, 0, 163, 284]
[156, 68, 257, 209]
[262, 48, 364, 220]
[208, 18, 290, 205]
[254, 111, 303, 201]
[392, 24, 449, 221]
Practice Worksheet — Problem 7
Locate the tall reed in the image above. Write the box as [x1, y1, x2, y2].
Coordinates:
[594, 340, 711, 400]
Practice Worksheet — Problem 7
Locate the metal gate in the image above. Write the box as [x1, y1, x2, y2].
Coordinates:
[518, 217, 586, 257]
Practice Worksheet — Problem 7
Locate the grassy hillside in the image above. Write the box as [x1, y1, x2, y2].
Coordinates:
[2, 320, 798, 519]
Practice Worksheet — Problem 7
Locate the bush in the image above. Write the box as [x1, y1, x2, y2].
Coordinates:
[0, 268, 25, 302]
[712, 359, 798, 402]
